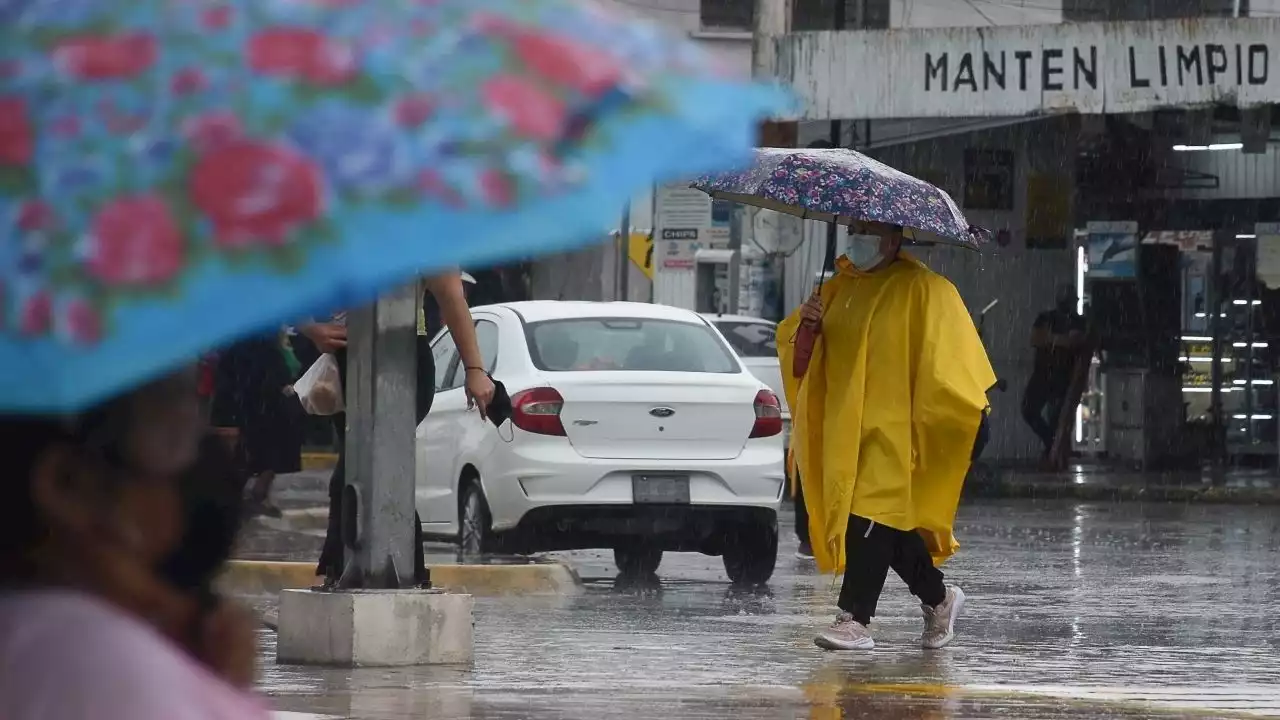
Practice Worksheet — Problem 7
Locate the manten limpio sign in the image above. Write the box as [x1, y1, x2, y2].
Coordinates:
[780, 17, 1280, 120]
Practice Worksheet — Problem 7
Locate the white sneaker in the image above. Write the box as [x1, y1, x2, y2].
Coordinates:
[921, 585, 965, 649]
[814, 613, 875, 650]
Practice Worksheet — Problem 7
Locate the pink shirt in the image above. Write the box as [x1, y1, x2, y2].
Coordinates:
[0, 590, 271, 720]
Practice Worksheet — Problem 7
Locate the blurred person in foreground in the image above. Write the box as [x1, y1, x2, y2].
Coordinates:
[1021, 284, 1086, 461]
[778, 221, 995, 652]
[305, 271, 495, 589]
[0, 370, 268, 719]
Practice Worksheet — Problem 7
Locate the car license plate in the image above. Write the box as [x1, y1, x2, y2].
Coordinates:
[632, 474, 691, 504]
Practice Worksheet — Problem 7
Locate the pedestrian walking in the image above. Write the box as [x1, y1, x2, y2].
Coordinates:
[778, 221, 995, 651]
[210, 329, 305, 518]
[1021, 285, 1086, 461]
[309, 272, 495, 589]
[790, 449, 814, 559]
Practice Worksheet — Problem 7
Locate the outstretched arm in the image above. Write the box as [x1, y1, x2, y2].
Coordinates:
[423, 272, 495, 417]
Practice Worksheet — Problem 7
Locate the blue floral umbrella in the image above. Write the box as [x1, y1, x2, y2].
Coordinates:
[692, 148, 987, 249]
[0, 0, 789, 412]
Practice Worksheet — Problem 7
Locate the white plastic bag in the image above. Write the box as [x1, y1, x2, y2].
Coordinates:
[295, 353, 344, 416]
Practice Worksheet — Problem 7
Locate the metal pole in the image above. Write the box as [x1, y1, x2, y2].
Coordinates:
[1233, 0, 1242, 18]
[342, 284, 419, 589]
[617, 202, 631, 302]
[1209, 229, 1227, 480]
[728, 206, 744, 314]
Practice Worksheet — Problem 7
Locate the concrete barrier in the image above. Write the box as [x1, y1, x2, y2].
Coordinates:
[221, 559, 582, 597]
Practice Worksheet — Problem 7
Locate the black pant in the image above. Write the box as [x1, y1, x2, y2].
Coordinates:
[316, 424, 428, 585]
[1022, 378, 1068, 454]
[837, 515, 946, 626]
[794, 472, 810, 547]
[316, 343, 429, 586]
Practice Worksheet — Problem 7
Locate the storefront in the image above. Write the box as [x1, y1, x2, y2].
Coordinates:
[777, 16, 1280, 463]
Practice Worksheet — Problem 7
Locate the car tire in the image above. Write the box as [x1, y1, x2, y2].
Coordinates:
[613, 546, 663, 577]
[459, 479, 495, 556]
[723, 519, 779, 585]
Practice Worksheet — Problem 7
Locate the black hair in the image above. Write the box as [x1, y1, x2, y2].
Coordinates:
[0, 404, 130, 578]
[0, 418, 71, 576]
[158, 433, 248, 595]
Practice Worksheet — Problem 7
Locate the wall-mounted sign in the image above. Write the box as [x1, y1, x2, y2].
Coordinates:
[627, 232, 653, 281]
[655, 184, 712, 270]
[781, 17, 1280, 119]
[1025, 173, 1072, 250]
[1086, 221, 1138, 279]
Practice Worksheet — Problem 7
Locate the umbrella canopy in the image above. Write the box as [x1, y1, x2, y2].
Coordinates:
[692, 148, 987, 250]
[0, 0, 789, 412]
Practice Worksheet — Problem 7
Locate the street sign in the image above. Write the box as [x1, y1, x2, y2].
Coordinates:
[655, 184, 712, 270]
[628, 232, 653, 280]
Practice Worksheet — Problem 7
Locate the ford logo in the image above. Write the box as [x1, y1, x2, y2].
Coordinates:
[648, 407, 676, 418]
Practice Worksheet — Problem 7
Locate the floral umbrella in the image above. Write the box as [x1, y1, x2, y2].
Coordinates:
[691, 148, 987, 249]
[0, 0, 789, 412]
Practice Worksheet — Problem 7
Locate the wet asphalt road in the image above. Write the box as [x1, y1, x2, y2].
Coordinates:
[250, 500, 1280, 719]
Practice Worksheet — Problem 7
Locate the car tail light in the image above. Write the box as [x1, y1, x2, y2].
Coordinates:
[511, 387, 567, 436]
[750, 389, 783, 438]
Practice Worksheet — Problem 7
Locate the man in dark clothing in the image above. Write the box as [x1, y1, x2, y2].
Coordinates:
[1021, 285, 1087, 457]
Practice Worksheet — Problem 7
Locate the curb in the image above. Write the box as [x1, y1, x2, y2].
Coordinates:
[965, 479, 1280, 505]
[279, 507, 330, 532]
[300, 452, 338, 472]
[220, 560, 582, 597]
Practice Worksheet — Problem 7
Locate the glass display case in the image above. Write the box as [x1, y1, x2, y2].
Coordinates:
[1181, 239, 1278, 462]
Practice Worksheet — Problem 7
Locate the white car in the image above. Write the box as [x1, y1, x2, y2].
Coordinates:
[700, 314, 790, 445]
[417, 301, 785, 583]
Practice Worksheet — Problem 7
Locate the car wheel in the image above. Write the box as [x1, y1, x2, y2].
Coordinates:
[613, 546, 663, 577]
[723, 519, 779, 585]
[459, 479, 494, 556]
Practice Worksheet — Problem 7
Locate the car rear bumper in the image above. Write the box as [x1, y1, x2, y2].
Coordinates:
[483, 443, 785, 533]
[490, 503, 779, 555]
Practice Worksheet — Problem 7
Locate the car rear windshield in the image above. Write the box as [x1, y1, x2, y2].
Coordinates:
[527, 318, 739, 373]
[714, 321, 778, 358]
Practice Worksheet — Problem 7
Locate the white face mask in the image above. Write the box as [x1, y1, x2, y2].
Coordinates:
[841, 233, 884, 271]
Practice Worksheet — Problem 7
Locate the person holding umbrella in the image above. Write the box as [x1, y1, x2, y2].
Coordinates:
[777, 220, 995, 651]
[695, 147, 997, 652]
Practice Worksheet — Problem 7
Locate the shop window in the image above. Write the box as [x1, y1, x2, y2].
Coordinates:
[700, 0, 753, 30]
[701, 0, 889, 32]
[791, 0, 890, 31]
[1064, 0, 1247, 21]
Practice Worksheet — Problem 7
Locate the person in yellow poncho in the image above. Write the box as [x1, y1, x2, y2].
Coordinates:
[778, 220, 995, 652]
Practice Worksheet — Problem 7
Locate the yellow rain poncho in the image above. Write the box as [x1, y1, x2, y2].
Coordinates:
[778, 253, 995, 575]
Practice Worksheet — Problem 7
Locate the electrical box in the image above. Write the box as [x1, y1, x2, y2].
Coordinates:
[1104, 369, 1182, 469]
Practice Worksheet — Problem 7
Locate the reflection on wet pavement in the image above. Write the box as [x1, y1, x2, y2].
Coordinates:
[256, 500, 1280, 719]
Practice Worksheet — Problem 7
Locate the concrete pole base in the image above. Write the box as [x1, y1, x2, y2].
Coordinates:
[276, 588, 474, 667]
